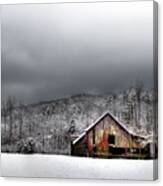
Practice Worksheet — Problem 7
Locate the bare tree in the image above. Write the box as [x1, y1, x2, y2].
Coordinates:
[1, 99, 8, 133]
[6, 96, 16, 144]
[18, 102, 24, 140]
[135, 81, 144, 128]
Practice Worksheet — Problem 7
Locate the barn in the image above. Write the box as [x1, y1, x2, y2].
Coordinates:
[71, 112, 151, 159]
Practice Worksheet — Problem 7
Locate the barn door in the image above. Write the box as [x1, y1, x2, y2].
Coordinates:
[108, 134, 115, 154]
[108, 134, 115, 146]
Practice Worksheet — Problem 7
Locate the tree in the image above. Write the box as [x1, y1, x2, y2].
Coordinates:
[6, 96, 16, 144]
[135, 81, 144, 129]
[1, 99, 8, 133]
[18, 102, 24, 140]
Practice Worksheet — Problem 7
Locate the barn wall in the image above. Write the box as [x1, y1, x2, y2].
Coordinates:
[104, 116, 140, 148]
[72, 115, 144, 157]
[86, 116, 141, 155]
[72, 137, 87, 156]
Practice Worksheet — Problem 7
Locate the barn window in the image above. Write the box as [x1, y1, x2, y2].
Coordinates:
[108, 135, 115, 145]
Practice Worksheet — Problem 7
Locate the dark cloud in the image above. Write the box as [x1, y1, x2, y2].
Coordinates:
[1, 2, 154, 104]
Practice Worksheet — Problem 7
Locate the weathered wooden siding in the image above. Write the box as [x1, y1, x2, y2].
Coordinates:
[72, 114, 146, 158]
[71, 137, 86, 157]
[85, 115, 141, 155]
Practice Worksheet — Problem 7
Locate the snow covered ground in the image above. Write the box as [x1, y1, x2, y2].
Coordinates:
[0, 153, 157, 180]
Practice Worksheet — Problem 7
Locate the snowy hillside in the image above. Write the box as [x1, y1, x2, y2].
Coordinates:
[1, 87, 156, 154]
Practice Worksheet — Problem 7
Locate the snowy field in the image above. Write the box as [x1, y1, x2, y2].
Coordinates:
[0, 153, 157, 180]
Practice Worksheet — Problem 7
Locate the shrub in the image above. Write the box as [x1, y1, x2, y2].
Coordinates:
[16, 137, 42, 154]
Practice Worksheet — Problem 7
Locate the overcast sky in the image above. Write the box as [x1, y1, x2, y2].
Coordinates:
[1, 1, 154, 104]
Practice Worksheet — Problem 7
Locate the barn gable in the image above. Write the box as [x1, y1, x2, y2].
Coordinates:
[71, 112, 149, 159]
[73, 112, 144, 145]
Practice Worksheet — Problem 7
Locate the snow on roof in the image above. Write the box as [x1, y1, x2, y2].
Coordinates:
[73, 111, 146, 145]
[105, 112, 146, 139]
[84, 112, 109, 132]
[72, 132, 86, 145]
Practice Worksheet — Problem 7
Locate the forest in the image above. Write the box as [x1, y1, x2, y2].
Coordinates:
[1, 82, 157, 155]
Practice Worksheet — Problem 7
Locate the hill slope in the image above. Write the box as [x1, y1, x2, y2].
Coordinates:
[1, 89, 156, 154]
